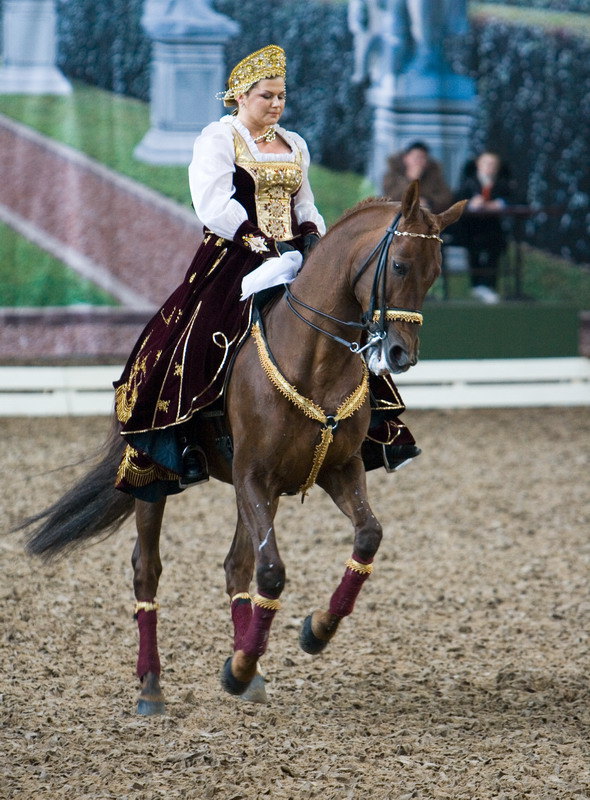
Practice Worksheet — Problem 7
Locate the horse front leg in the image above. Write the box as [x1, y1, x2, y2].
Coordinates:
[220, 485, 283, 698]
[300, 458, 382, 654]
[220, 516, 269, 703]
[132, 497, 166, 715]
[223, 516, 255, 652]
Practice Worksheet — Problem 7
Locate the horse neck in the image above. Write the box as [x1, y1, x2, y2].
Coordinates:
[263, 233, 364, 401]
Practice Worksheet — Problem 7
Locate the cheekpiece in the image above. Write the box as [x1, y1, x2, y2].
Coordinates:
[218, 45, 286, 107]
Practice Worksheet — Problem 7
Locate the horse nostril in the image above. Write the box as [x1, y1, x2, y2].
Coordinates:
[390, 345, 408, 366]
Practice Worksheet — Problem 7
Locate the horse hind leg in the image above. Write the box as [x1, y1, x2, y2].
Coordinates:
[300, 461, 382, 654]
[132, 497, 166, 715]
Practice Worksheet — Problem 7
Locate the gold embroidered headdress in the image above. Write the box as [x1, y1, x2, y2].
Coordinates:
[218, 45, 286, 107]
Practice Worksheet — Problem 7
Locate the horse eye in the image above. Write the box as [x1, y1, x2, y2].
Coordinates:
[392, 261, 409, 276]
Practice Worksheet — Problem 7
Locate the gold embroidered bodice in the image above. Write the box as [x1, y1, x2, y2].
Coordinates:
[233, 129, 303, 241]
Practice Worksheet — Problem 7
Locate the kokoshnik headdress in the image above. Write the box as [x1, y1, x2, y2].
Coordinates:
[217, 45, 286, 107]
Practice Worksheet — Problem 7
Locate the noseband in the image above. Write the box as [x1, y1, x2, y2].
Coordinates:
[284, 211, 442, 354]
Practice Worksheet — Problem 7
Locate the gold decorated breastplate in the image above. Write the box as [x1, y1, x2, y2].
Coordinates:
[233, 129, 303, 241]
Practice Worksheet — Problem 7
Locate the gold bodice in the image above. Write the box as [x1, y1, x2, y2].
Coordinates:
[233, 129, 303, 241]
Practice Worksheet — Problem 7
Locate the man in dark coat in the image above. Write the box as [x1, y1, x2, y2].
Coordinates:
[383, 141, 453, 214]
[452, 151, 516, 303]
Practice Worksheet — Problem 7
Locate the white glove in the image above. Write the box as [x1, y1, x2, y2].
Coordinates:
[240, 250, 303, 300]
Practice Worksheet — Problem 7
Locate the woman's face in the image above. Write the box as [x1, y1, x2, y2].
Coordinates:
[237, 77, 286, 131]
[477, 153, 501, 180]
[403, 147, 428, 178]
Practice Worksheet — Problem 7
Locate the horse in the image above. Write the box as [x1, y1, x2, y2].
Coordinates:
[19, 181, 465, 714]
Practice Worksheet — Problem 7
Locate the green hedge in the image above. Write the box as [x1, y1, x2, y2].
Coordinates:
[449, 15, 590, 264]
[3, 0, 589, 265]
[56, 0, 149, 99]
[474, 0, 588, 12]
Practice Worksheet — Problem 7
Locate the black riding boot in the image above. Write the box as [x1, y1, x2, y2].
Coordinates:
[179, 443, 209, 487]
[361, 417, 421, 473]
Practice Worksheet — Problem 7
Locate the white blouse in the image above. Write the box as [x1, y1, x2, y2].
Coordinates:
[188, 115, 326, 241]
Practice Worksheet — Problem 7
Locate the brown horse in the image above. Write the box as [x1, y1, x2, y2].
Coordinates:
[20, 181, 465, 714]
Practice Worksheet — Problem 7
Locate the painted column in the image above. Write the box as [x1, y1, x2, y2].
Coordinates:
[134, 0, 239, 165]
[0, 0, 71, 94]
[349, 0, 476, 191]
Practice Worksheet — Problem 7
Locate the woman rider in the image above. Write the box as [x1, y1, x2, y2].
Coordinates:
[114, 45, 418, 502]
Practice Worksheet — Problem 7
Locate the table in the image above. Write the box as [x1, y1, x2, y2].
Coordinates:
[441, 205, 563, 301]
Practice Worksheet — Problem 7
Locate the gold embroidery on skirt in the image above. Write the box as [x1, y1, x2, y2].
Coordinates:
[117, 445, 178, 488]
[206, 248, 228, 276]
[161, 307, 175, 325]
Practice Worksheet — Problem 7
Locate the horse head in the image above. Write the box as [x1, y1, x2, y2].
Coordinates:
[354, 181, 466, 375]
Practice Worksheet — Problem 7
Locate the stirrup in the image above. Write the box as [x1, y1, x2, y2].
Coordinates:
[179, 445, 209, 488]
[383, 444, 421, 473]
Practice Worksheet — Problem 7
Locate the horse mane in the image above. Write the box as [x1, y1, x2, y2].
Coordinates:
[328, 195, 440, 237]
[331, 197, 397, 230]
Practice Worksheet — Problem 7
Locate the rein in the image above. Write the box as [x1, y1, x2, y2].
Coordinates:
[284, 211, 440, 353]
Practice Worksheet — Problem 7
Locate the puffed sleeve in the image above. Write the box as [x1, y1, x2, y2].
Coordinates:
[289, 133, 327, 236]
[188, 122, 248, 240]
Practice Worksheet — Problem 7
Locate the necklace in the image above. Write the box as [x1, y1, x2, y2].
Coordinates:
[253, 126, 277, 144]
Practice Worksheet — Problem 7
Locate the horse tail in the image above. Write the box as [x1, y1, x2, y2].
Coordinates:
[17, 419, 134, 559]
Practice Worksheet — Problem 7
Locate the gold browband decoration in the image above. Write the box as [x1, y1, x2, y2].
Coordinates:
[394, 230, 443, 243]
[252, 322, 369, 497]
[345, 558, 374, 575]
[253, 594, 282, 611]
[372, 309, 423, 325]
[134, 600, 160, 614]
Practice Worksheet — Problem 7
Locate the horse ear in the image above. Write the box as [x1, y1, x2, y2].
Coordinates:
[436, 199, 468, 232]
[401, 180, 421, 221]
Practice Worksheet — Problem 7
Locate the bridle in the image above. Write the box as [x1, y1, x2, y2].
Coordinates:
[284, 211, 442, 354]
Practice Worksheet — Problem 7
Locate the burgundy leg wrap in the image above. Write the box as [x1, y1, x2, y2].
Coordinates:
[328, 553, 374, 618]
[136, 609, 161, 679]
[231, 597, 253, 651]
[240, 594, 279, 659]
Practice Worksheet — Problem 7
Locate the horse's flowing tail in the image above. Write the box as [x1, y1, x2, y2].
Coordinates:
[17, 420, 134, 559]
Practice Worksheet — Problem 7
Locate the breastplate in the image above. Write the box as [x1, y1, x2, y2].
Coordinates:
[233, 129, 303, 241]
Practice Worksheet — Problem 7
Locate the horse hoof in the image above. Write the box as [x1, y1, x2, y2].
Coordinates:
[137, 672, 165, 715]
[299, 614, 329, 655]
[220, 656, 252, 696]
[240, 671, 268, 704]
[137, 698, 166, 716]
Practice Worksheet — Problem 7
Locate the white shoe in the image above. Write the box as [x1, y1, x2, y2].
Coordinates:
[471, 285, 500, 304]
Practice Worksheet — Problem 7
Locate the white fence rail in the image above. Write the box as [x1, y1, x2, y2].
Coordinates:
[0, 358, 588, 416]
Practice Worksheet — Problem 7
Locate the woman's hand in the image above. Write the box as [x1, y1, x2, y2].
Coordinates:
[302, 233, 320, 259]
[276, 241, 296, 255]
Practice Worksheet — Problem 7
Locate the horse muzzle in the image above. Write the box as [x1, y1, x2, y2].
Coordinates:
[365, 330, 418, 375]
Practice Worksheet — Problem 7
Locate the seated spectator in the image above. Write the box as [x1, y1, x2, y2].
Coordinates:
[383, 141, 453, 214]
[453, 151, 515, 304]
